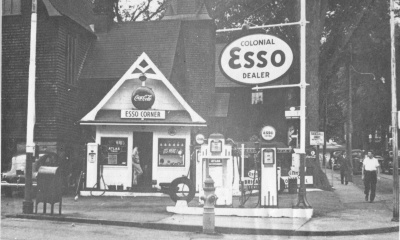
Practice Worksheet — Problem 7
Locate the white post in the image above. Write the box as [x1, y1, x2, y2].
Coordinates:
[27, 1, 37, 151]
[23, 0, 37, 214]
[299, 0, 306, 155]
[295, 0, 311, 208]
[241, 144, 245, 182]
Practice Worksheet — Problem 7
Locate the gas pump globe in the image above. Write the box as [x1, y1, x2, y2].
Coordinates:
[197, 133, 233, 206]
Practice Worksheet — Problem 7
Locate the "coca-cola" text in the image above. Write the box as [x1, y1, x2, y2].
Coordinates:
[133, 95, 153, 101]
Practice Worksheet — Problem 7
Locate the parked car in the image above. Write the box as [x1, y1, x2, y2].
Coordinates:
[372, 150, 386, 173]
[1, 152, 69, 197]
[328, 151, 342, 170]
[351, 149, 364, 175]
[386, 151, 400, 174]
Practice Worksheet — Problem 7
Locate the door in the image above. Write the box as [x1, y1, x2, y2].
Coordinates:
[133, 132, 153, 191]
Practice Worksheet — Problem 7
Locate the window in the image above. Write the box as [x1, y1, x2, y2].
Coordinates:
[3, 0, 21, 16]
[65, 34, 77, 85]
[158, 139, 185, 167]
[99, 138, 128, 166]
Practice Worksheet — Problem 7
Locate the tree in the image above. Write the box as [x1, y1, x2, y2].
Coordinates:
[321, 0, 393, 152]
[112, 0, 167, 22]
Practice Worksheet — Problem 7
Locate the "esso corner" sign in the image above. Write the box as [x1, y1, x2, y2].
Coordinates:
[219, 34, 293, 85]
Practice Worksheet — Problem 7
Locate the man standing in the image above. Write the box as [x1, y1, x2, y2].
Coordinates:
[362, 151, 381, 202]
[339, 152, 349, 185]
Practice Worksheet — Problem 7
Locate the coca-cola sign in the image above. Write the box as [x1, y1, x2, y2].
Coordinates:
[131, 86, 155, 110]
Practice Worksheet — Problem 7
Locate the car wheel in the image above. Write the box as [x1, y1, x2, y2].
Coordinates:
[169, 177, 195, 203]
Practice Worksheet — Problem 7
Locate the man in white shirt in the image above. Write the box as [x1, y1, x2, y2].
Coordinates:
[362, 151, 381, 202]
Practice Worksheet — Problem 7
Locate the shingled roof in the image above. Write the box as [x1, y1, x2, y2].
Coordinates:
[80, 20, 181, 80]
[163, 0, 211, 20]
[44, 0, 95, 32]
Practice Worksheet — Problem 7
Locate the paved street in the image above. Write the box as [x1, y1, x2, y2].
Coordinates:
[1, 218, 398, 240]
[1, 167, 398, 239]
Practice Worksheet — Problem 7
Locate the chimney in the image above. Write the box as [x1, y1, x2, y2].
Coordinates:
[93, 0, 114, 33]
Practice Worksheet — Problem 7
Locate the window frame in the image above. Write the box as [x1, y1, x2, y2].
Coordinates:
[158, 138, 186, 167]
[2, 0, 21, 16]
[65, 33, 78, 86]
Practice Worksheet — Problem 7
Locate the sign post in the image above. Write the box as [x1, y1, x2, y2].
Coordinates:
[310, 131, 324, 167]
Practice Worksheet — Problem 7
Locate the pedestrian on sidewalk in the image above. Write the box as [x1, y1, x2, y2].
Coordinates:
[362, 150, 380, 202]
[339, 151, 349, 185]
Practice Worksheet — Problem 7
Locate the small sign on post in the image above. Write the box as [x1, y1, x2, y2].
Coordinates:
[310, 131, 324, 146]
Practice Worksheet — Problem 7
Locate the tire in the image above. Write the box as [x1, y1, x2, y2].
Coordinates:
[169, 177, 195, 203]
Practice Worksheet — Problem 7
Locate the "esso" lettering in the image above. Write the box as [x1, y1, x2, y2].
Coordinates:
[219, 34, 293, 85]
[228, 48, 286, 69]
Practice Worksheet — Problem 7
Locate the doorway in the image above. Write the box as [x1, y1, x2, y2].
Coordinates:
[133, 132, 153, 191]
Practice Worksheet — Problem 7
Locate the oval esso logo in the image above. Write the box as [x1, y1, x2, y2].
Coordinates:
[219, 34, 293, 85]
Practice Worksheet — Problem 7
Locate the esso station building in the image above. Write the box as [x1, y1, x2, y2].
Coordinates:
[81, 53, 207, 196]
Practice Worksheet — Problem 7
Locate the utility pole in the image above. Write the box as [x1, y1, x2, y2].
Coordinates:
[23, 0, 37, 214]
[347, 45, 353, 182]
[390, 0, 399, 223]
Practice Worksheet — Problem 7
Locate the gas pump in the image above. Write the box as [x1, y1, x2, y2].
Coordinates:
[198, 133, 233, 206]
[260, 147, 277, 207]
[86, 143, 98, 189]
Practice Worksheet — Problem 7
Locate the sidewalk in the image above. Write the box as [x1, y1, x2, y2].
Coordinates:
[2, 168, 399, 236]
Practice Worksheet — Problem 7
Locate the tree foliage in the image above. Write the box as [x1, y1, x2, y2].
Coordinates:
[321, 0, 395, 149]
[113, 0, 167, 22]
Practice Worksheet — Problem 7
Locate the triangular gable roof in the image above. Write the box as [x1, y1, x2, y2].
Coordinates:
[80, 52, 206, 125]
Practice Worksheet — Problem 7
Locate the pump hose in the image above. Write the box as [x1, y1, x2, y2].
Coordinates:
[90, 165, 107, 197]
[240, 152, 260, 207]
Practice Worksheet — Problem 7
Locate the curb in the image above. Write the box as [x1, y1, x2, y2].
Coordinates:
[7, 214, 399, 236]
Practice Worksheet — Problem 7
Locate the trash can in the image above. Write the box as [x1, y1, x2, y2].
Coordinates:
[288, 177, 298, 194]
[35, 166, 63, 214]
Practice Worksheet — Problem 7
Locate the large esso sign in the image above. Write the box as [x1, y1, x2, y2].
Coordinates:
[219, 34, 293, 85]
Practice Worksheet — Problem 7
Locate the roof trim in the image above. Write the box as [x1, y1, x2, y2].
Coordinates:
[80, 52, 206, 124]
[42, 0, 62, 16]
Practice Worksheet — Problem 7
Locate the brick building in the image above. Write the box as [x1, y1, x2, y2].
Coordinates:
[2, 0, 96, 171]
